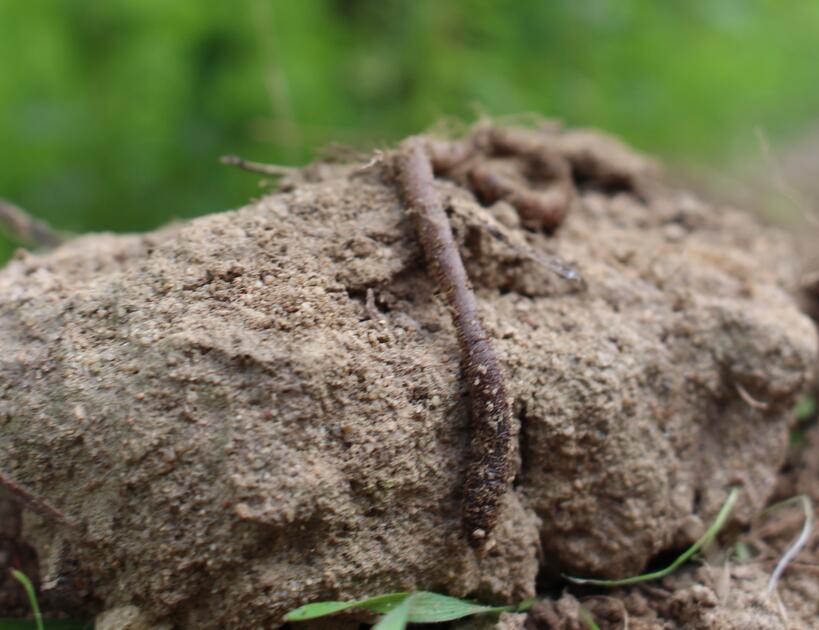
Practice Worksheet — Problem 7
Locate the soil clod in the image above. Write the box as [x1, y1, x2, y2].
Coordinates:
[0, 122, 815, 628]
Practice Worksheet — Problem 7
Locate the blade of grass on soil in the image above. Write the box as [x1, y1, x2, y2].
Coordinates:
[579, 606, 601, 630]
[794, 395, 816, 422]
[0, 622, 90, 630]
[10, 570, 44, 630]
[284, 592, 410, 621]
[565, 486, 739, 587]
[373, 594, 415, 630]
[285, 590, 518, 626]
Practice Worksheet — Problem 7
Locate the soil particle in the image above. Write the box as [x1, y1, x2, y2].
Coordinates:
[0, 124, 814, 628]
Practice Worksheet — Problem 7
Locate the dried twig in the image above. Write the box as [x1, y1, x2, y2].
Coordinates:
[0, 198, 64, 248]
[395, 138, 513, 546]
[0, 471, 73, 526]
[220, 154, 298, 177]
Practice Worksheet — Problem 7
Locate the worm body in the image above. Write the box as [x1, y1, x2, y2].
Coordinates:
[395, 139, 513, 546]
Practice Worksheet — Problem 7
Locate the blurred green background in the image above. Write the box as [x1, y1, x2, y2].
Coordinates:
[2, 0, 819, 260]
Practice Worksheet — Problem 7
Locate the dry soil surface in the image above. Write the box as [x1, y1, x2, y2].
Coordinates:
[0, 124, 816, 628]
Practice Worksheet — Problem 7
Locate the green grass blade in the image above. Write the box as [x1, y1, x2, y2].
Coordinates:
[579, 606, 601, 630]
[565, 486, 739, 587]
[282, 601, 360, 621]
[0, 622, 90, 630]
[9, 570, 43, 630]
[515, 597, 537, 612]
[284, 592, 409, 622]
[794, 395, 816, 422]
[355, 592, 413, 614]
[404, 592, 512, 623]
[284, 590, 517, 625]
[373, 594, 415, 630]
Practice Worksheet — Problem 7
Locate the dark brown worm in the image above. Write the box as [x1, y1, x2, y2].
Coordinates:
[0, 198, 64, 248]
[395, 138, 513, 546]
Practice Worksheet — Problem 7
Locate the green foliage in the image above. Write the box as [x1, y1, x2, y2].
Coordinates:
[566, 486, 739, 587]
[795, 395, 816, 423]
[3, 571, 90, 630]
[4, 1, 819, 262]
[0, 622, 89, 630]
[791, 395, 816, 445]
[579, 607, 601, 630]
[284, 590, 524, 628]
[371, 595, 413, 630]
[9, 571, 43, 630]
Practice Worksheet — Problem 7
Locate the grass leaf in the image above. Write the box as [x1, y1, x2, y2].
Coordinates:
[565, 486, 739, 587]
[0, 622, 90, 630]
[285, 590, 517, 626]
[515, 596, 536, 612]
[283, 592, 410, 621]
[9, 570, 43, 630]
[404, 592, 512, 623]
[373, 594, 415, 630]
[795, 395, 816, 422]
[579, 606, 601, 630]
[282, 600, 362, 621]
[355, 592, 414, 615]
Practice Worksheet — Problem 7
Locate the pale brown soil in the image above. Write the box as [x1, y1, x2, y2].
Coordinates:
[0, 123, 816, 629]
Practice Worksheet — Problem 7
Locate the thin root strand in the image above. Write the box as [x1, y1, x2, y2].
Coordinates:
[0, 199, 65, 249]
[220, 154, 298, 177]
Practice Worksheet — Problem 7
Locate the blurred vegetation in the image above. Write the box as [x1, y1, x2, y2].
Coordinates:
[2, 0, 819, 260]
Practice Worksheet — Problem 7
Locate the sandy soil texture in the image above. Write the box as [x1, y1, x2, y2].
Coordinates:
[0, 124, 815, 628]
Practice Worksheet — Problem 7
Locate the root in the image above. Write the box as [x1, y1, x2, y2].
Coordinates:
[219, 154, 299, 177]
[766, 495, 814, 593]
[0, 199, 64, 248]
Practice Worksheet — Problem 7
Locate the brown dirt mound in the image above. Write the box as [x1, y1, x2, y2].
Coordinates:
[0, 123, 815, 628]
[472, 421, 819, 630]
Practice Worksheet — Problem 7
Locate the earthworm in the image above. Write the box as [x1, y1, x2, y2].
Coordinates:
[395, 137, 513, 546]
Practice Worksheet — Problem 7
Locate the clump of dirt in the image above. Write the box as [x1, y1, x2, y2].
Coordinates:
[485, 419, 819, 630]
[0, 123, 815, 628]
